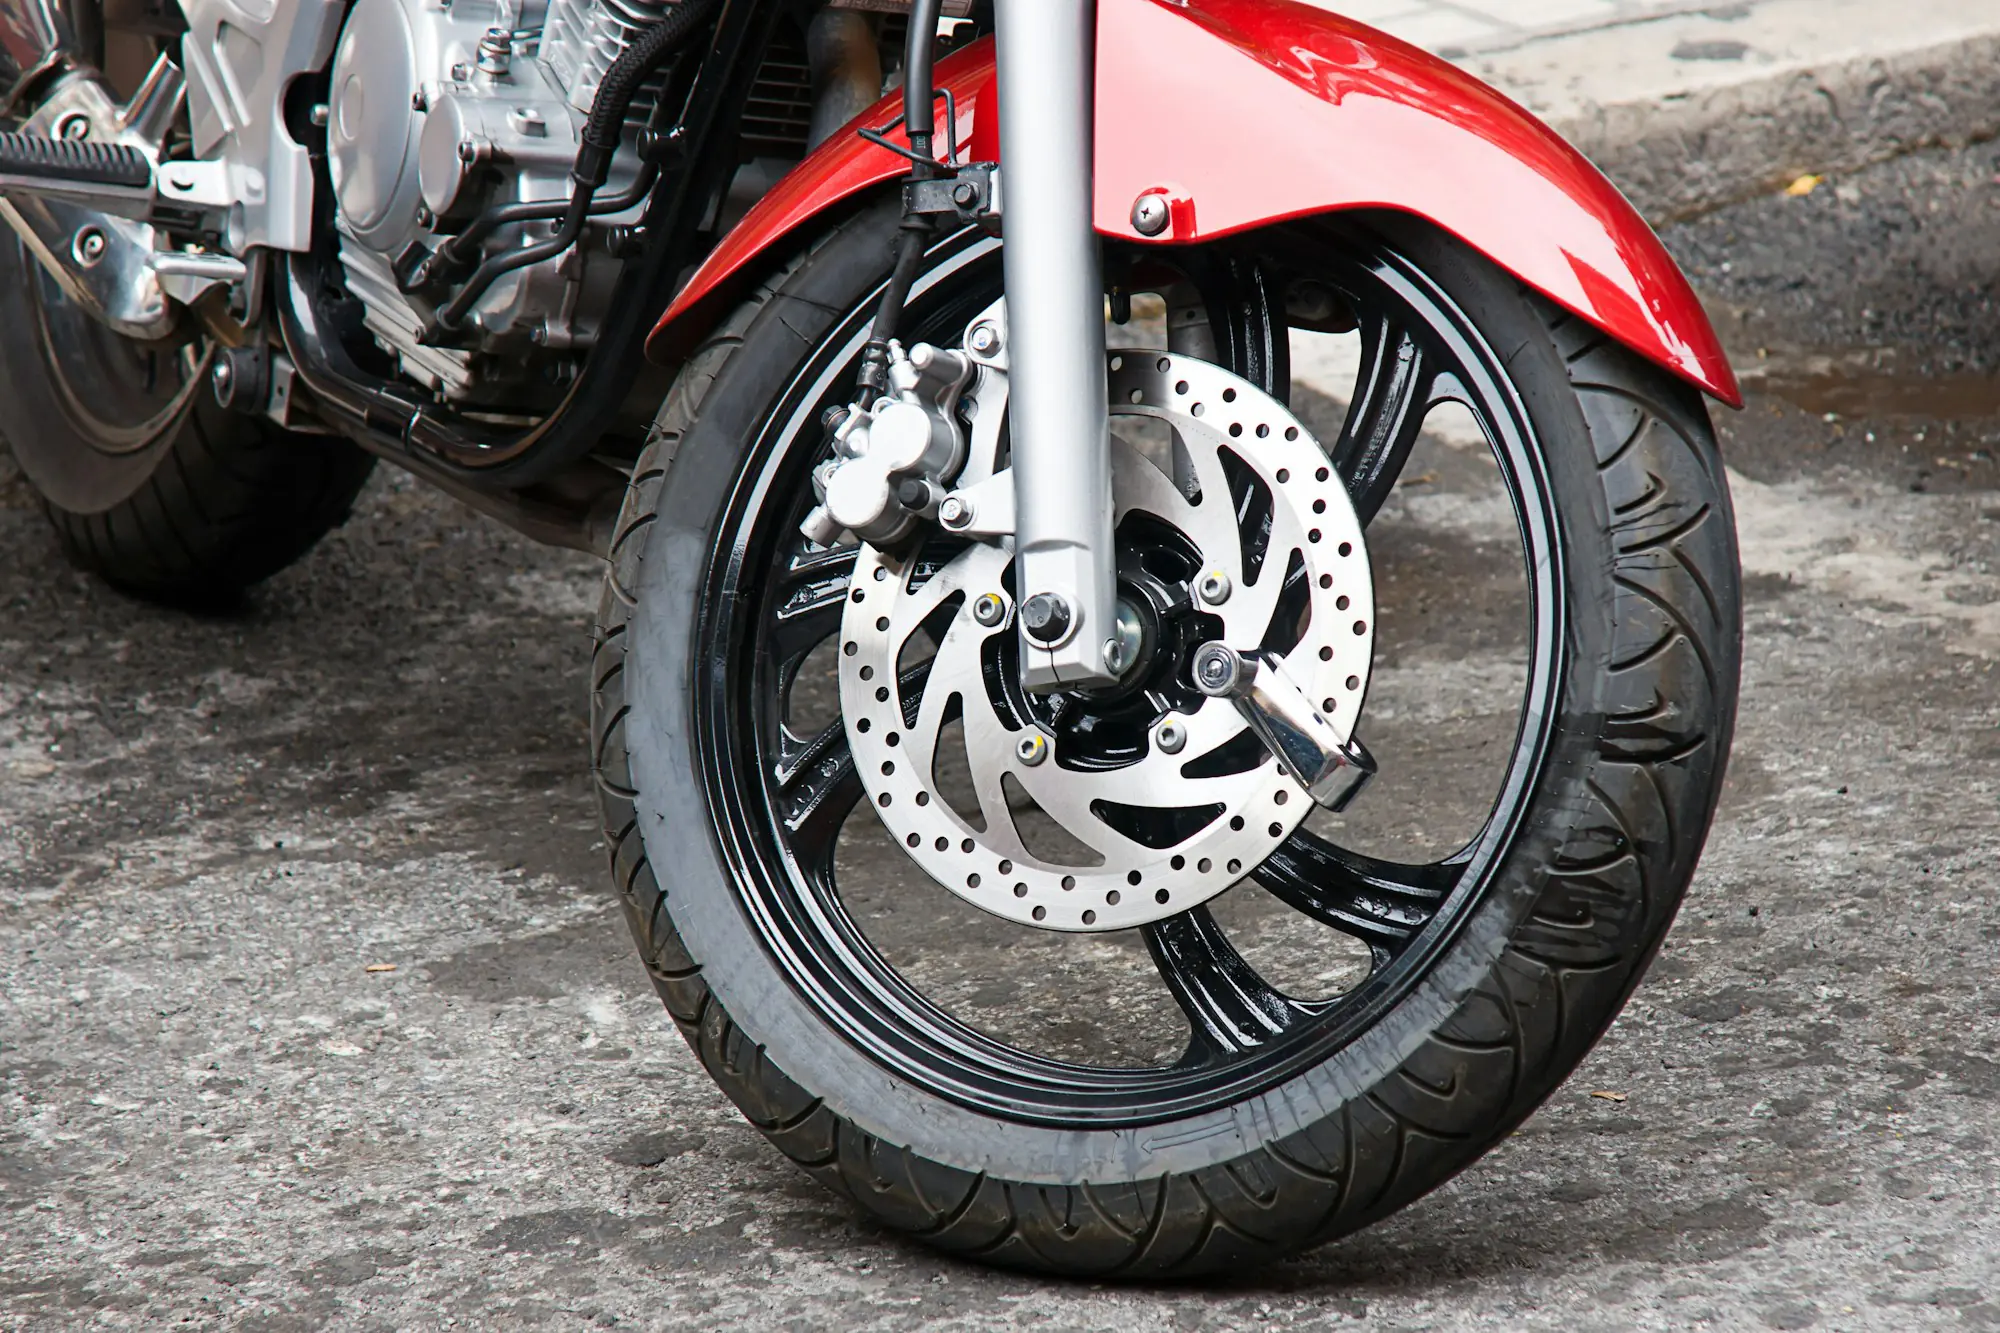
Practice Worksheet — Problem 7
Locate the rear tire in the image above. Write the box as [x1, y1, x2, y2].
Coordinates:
[592, 201, 1740, 1276]
[0, 238, 375, 605]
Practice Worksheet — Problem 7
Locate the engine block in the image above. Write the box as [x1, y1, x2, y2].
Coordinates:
[325, 0, 649, 401]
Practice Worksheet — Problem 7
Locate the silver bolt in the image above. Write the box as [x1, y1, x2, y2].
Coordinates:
[450, 62, 471, 83]
[1155, 717, 1187, 754]
[210, 358, 235, 403]
[54, 112, 90, 141]
[1194, 642, 1243, 696]
[309, 103, 330, 127]
[457, 138, 480, 163]
[971, 593, 1006, 627]
[1015, 732, 1049, 767]
[1196, 569, 1232, 606]
[411, 88, 429, 112]
[938, 495, 971, 529]
[1103, 637, 1125, 673]
[72, 226, 106, 267]
[1131, 193, 1170, 237]
[968, 322, 1001, 355]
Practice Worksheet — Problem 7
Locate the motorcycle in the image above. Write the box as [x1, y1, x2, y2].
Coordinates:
[0, 0, 1743, 1275]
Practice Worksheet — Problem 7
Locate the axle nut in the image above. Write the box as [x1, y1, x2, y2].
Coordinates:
[1020, 593, 1072, 645]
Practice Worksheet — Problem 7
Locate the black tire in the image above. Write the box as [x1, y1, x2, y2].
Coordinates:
[592, 200, 1740, 1276]
[0, 238, 375, 605]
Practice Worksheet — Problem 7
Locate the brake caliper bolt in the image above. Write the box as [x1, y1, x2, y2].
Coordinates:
[1196, 569, 1232, 606]
[968, 322, 1001, 355]
[1019, 593, 1072, 645]
[938, 494, 971, 529]
[1155, 717, 1187, 754]
[1015, 732, 1049, 766]
[971, 592, 1006, 627]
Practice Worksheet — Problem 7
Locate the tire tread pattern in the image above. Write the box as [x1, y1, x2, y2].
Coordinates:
[18, 398, 376, 604]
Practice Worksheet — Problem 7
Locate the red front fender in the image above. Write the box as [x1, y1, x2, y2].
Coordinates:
[648, 0, 1739, 406]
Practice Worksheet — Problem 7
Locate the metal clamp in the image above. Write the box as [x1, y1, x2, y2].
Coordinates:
[1194, 643, 1376, 811]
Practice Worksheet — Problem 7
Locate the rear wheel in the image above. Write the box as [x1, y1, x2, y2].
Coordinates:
[593, 199, 1739, 1275]
[0, 238, 375, 605]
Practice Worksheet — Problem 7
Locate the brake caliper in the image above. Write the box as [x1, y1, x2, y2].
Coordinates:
[799, 339, 973, 548]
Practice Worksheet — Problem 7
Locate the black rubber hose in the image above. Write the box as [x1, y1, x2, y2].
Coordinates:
[901, 0, 943, 172]
[434, 0, 716, 331]
[853, 0, 943, 397]
[416, 157, 658, 292]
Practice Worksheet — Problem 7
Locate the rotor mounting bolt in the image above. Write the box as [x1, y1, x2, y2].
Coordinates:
[1155, 716, 1187, 754]
[938, 495, 972, 529]
[1196, 569, 1232, 606]
[1015, 732, 1049, 766]
[968, 322, 1001, 355]
[1131, 192, 1170, 237]
[1019, 593, 1073, 645]
[971, 593, 1007, 627]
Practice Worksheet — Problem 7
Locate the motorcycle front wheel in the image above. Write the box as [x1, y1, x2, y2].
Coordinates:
[592, 197, 1740, 1276]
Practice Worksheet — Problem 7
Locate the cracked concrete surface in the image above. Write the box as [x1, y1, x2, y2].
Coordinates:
[4, 145, 2000, 1329]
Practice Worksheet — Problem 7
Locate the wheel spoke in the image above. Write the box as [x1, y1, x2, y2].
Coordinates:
[1144, 907, 1312, 1063]
[1331, 309, 1439, 526]
[774, 720, 861, 885]
[768, 544, 858, 674]
[1252, 828, 1462, 962]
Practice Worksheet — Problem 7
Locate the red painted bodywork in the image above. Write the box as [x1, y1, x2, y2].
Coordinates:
[648, 0, 1739, 405]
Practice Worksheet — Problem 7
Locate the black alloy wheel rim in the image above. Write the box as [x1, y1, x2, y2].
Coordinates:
[694, 222, 1568, 1128]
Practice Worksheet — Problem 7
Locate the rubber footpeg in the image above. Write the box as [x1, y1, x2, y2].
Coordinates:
[0, 131, 151, 189]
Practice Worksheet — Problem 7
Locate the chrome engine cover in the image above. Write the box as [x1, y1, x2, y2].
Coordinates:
[324, 0, 641, 398]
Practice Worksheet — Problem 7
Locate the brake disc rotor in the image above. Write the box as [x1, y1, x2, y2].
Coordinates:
[837, 351, 1375, 932]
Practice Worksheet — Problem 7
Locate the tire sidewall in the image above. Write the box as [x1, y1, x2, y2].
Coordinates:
[624, 209, 1617, 1184]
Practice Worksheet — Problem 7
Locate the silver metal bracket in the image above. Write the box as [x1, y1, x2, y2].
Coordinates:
[1194, 643, 1377, 812]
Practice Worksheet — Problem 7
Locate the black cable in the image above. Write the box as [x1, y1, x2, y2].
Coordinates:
[433, 0, 717, 332]
[853, 0, 944, 399]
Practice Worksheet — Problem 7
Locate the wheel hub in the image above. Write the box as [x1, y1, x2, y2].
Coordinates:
[837, 352, 1376, 931]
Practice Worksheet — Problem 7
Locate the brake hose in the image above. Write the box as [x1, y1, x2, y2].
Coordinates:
[853, 0, 944, 398]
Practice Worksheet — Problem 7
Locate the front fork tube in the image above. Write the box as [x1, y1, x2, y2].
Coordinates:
[993, 0, 1117, 690]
